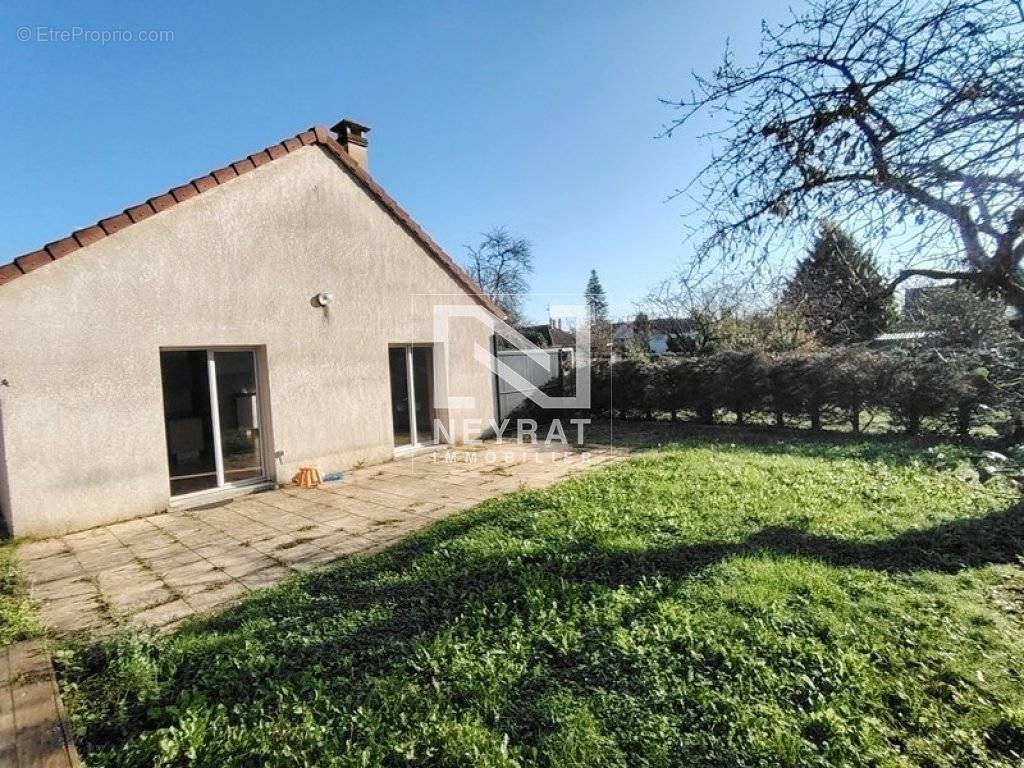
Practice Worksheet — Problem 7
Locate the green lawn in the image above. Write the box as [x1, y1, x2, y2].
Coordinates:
[60, 438, 1024, 767]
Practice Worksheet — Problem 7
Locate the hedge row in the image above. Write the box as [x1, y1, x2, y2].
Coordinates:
[585, 348, 1022, 437]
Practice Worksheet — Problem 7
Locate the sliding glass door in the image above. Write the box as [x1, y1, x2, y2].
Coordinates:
[160, 349, 265, 497]
[388, 345, 435, 448]
[411, 347, 434, 444]
[160, 351, 217, 495]
[388, 348, 413, 447]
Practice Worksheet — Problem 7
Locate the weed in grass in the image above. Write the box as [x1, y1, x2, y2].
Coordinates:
[59, 438, 1024, 767]
[0, 539, 41, 646]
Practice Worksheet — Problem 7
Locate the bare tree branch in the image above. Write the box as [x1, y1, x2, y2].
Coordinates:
[662, 0, 1024, 322]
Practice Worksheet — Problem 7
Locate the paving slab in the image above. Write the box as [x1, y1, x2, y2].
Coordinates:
[1, 640, 81, 767]
[17, 438, 631, 635]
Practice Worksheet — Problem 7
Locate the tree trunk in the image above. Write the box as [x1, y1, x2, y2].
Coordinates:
[736, 407, 745, 426]
[774, 408, 785, 428]
[906, 413, 921, 436]
[850, 404, 861, 434]
[957, 402, 972, 438]
[810, 407, 821, 431]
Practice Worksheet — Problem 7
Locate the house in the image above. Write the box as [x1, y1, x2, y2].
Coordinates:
[0, 119, 502, 537]
[520, 320, 576, 349]
[611, 317, 696, 357]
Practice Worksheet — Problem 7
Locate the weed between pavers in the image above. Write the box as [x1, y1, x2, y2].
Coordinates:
[273, 537, 318, 551]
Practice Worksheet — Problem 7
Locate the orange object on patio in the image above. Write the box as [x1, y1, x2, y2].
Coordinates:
[292, 466, 322, 488]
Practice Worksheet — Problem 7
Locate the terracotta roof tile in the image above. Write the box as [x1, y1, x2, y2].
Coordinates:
[170, 184, 199, 203]
[1, 123, 503, 317]
[231, 158, 255, 175]
[211, 166, 237, 184]
[73, 226, 106, 247]
[192, 176, 217, 193]
[0, 264, 22, 285]
[45, 237, 79, 259]
[148, 194, 176, 212]
[99, 213, 132, 235]
[15, 251, 51, 273]
[125, 203, 155, 223]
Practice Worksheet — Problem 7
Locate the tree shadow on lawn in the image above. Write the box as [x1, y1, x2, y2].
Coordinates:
[75, 494, 1024, 757]
[193, 495, 1024, 676]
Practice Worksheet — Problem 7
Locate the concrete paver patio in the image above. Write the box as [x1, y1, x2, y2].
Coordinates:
[17, 442, 627, 635]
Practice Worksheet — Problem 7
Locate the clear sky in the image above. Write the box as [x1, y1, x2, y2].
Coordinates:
[1, 0, 786, 323]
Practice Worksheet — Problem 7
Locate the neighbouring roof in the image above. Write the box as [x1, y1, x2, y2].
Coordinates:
[522, 323, 576, 348]
[612, 317, 696, 341]
[873, 331, 935, 341]
[0, 123, 504, 318]
[868, 330, 938, 348]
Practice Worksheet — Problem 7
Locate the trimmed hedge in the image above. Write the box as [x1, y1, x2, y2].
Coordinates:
[585, 347, 1021, 437]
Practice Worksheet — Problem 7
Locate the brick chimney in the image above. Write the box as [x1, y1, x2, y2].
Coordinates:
[331, 119, 370, 170]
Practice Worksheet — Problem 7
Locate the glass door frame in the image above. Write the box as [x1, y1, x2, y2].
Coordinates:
[388, 343, 437, 451]
[160, 345, 270, 499]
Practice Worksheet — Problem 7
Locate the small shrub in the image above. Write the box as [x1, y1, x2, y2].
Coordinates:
[714, 351, 768, 425]
[651, 357, 687, 420]
[612, 357, 657, 419]
[681, 356, 722, 424]
[795, 353, 835, 431]
[766, 353, 809, 427]
[825, 348, 887, 433]
[884, 351, 965, 435]
[587, 362, 613, 417]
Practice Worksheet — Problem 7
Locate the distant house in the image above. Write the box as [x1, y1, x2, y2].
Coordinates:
[611, 317, 696, 357]
[521, 321, 576, 349]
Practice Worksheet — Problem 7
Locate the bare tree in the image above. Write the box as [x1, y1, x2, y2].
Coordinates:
[643, 276, 748, 354]
[663, 0, 1024, 321]
[463, 227, 534, 324]
[643, 271, 815, 353]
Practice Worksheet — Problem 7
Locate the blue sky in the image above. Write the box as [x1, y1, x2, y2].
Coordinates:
[1, 0, 785, 322]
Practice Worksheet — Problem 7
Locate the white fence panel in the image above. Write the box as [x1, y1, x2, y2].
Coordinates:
[496, 348, 564, 417]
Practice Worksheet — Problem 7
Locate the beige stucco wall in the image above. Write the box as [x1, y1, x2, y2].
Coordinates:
[0, 146, 497, 537]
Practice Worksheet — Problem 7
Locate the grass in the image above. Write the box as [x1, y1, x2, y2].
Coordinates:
[0, 537, 41, 647]
[59, 436, 1024, 767]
